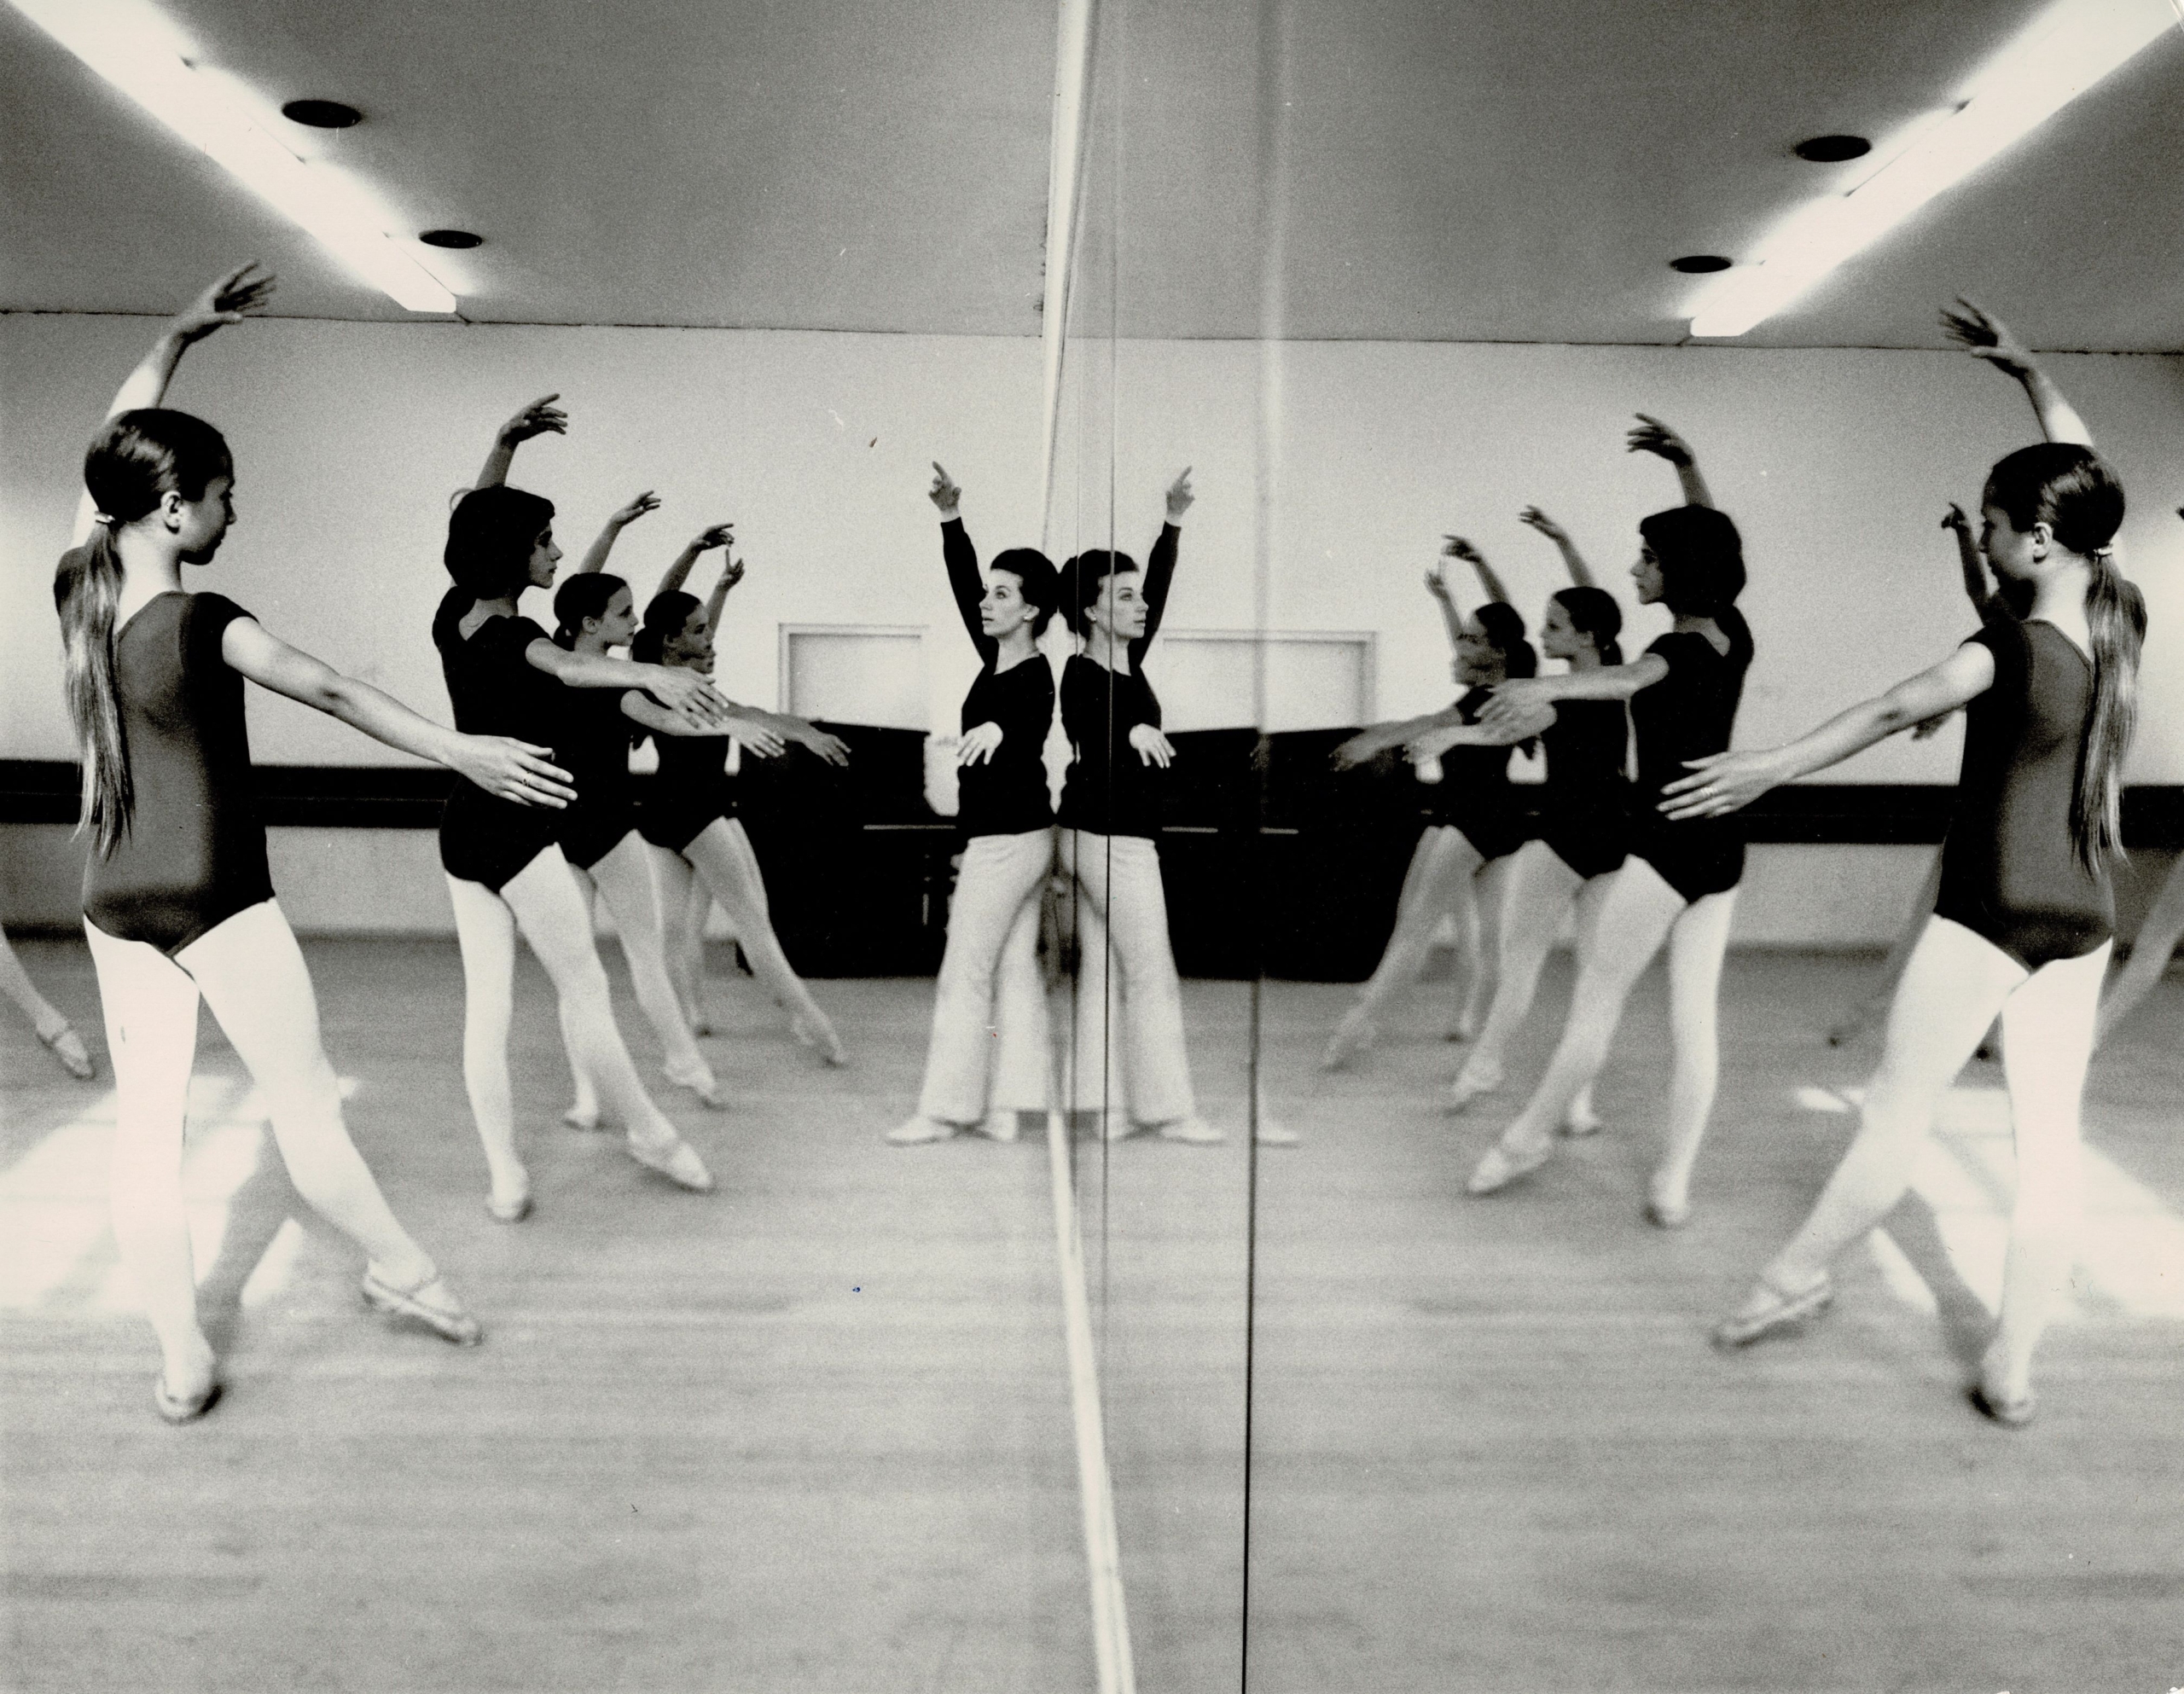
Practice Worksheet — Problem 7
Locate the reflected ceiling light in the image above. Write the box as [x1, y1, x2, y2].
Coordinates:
[10, 0, 458, 314]
[1688, 0, 2177, 338]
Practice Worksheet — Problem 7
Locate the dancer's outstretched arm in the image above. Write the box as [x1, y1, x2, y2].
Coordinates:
[1627, 415, 1712, 508]
[1519, 507, 1595, 587]
[1480, 652, 1668, 726]
[473, 394, 568, 491]
[1940, 299, 2094, 448]
[1333, 708, 1466, 768]
[73, 264, 275, 545]
[1660, 645, 1995, 820]
[576, 491, 663, 575]
[1408, 700, 1557, 761]
[222, 618, 573, 806]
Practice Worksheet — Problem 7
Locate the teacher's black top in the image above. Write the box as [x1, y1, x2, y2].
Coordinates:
[943, 518, 1056, 838]
[78, 587, 275, 954]
[1056, 524, 1179, 840]
[433, 589, 564, 891]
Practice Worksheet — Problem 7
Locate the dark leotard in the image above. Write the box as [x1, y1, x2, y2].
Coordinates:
[1933, 618, 2114, 971]
[1536, 697, 1630, 879]
[555, 685, 642, 872]
[1626, 625, 1753, 902]
[1421, 688, 1532, 862]
[1057, 524, 1178, 841]
[77, 588, 275, 954]
[433, 590, 563, 891]
[942, 519, 1056, 838]
[639, 733, 734, 855]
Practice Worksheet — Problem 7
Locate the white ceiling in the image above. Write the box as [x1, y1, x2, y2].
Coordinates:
[3, 0, 2180, 350]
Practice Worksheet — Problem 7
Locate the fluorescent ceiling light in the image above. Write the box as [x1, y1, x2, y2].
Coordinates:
[1687, 0, 2178, 338]
[11, 0, 458, 314]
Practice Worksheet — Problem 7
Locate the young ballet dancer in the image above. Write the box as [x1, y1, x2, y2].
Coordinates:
[1466, 416, 1752, 1227]
[1432, 508, 1633, 1125]
[1320, 538, 1548, 1072]
[543, 502, 774, 1120]
[631, 560, 851, 1065]
[435, 403, 730, 1217]
[1, 923, 95, 1078]
[1054, 470, 1230, 1144]
[56, 264, 538, 1417]
[1695, 440, 2143, 1429]
[889, 462, 1061, 1146]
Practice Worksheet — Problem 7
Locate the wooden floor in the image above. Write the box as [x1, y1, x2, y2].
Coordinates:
[2, 937, 2179, 1692]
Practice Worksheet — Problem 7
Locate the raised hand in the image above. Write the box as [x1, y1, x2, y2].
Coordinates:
[1940, 299, 2036, 378]
[170, 262, 276, 346]
[928, 461, 963, 517]
[497, 394, 568, 447]
[1423, 561, 1454, 600]
[1441, 535, 1484, 566]
[956, 721, 1005, 766]
[1165, 467, 1195, 521]
[1941, 502, 1972, 537]
[448, 737, 576, 809]
[610, 490, 661, 527]
[1626, 414, 1693, 465]
[692, 523, 735, 552]
[1518, 506, 1567, 543]
[1129, 722, 1176, 768]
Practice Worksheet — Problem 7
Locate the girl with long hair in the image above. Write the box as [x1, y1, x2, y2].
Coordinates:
[1321, 538, 1548, 1073]
[57, 265, 543, 1417]
[1465, 416, 1752, 1227]
[1698, 442, 2143, 1429]
[1430, 508, 1632, 1124]
[435, 404, 730, 1217]
[631, 561, 851, 1065]
[889, 463, 1061, 1145]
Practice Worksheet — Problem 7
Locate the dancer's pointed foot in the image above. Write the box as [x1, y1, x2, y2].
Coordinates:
[1254, 1120, 1301, 1146]
[563, 1099, 603, 1131]
[1446, 1057, 1503, 1113]
[973, 1111, 1021, 1144]
[1155, 1117, 1225, 1146]
[886, 1116, 956, 1146]
[1466, 1132, 1553, 1196]
[1560, 1090, 1604, 1138]
[665, 1058, 729, 1110]
[624, 1129, 714, 1192]
[361, 1268, 483, 1346]
[1712, 1269, 1833, 1349]
[1825, 998, 1881, 1048]
[793, 1011, 847, 1066]
[38, 1019, 96, 1080]
[486, 1171, 533, 1224]
[1448, 1006, 1482, 1043]
[152, 1340, 219, 1423]
[1967, 1342, 2036, 1427]
[1321, 1007, 1376, 1070]
[1641, 1186, 1691, 1230]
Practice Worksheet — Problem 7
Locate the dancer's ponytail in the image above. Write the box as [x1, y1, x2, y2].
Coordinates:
[2077, 545, 2145, 873]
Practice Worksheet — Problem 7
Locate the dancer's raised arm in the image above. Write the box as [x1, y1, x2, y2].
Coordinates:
[1519, 507, 1595, 587]
[1940, 299, 2094, 448]
[73, 263, 274, 545]
[576, 491, 664, 576]
[1133, 467, 1193, 660]
[473, 394, 567, 491]
[653, 521, 735, 598]
[1443, 535, 1510, 608]
[1627, 415, 1713, 509]
[929, 461, 996, 662]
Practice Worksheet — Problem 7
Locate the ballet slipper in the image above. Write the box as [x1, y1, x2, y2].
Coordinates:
[793, 1012, 846, 1067]
[1711, 1269, 1833, 1350]
[1642, 1191, 1692, 1230]
[886, 1116, 957, 1146]
[562, 1100, 604, 1131]
[361, 1268, 483, 1347]
[1447, 1007, 1482, 1044]
[1320, 1007, 1376, 1070]
[1153, 1117, 1224, 1145]
[1446, 1057, 1503, 1113]
[485, 1179, 532, 1225]
[973, 1111, 1020, 1144]
[1465, 1133, 1554, 1196]
[664, 1059, 729, 1110]
[1966, 1381, 2037, 1428]
[1560, 1094, 1604, 1138]
[38, 1021, 96, 1080]
[153, 1374, 223, 1424]
[1254, 1120, 1300, 1146]
[624, 1130, 714, 1192]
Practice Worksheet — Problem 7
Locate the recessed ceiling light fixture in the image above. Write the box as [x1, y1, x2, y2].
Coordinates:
[1688, 0, 2178, 338]
[1792, 134, 1872, 163]
[1670, 254, 1734, 274]
[281, 97, 361, 129]
[419, 229, 483, 249]
[11, 0, 457, 314]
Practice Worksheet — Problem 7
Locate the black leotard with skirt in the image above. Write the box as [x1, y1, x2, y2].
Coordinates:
[1536, 698, 1630, 879]
[1625, 626, 1753, 902]
[638, 734, 734, 855]
[433, 591, 563, 891]
[1057, 524, 1179, 841]
[77, 588, 275, 954]
[942, 518, 1056, 839]
[1933, 618, 2114, 972]
[1420, 688, 1532, 862]
[554, 686, 642, 872]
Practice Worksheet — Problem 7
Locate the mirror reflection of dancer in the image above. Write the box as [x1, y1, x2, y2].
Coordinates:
[2, 924, 95, 1078]
[1438, 508, 1632, 1127]
[632, 561, 851, 1065]
[1699, 443, 2143, 1430]
[546, 502, 775, 1121]
[436, 403, 728, 1217]
[1055, 471, 1229, 1144]
[59, 267, 515, 1418]
[1467, 417, 1752, 1228]
[890, 463, 1060, 1145]
[1321, 539, 1550, 1073]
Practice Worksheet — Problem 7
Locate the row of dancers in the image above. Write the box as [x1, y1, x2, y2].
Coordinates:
[1315, 299, 2158, 1425]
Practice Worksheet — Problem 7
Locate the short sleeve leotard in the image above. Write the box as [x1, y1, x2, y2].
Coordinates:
[1420, 688, 1532, 862]
[1933, 619, 2113, 971]
[1625, 625, 1753, 902]
[1056, 524, 1179, 842]
[1536, 698, 1630, 880]
[638, 732, 735, 855]
[433, 590, 565, 891]
[942, 518, 1056, 839]
[76, 586, 276, 954]
[554, 685, 642, 871]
